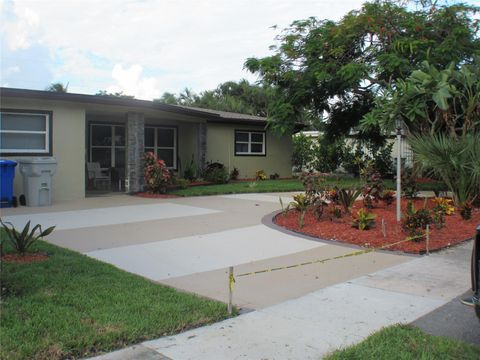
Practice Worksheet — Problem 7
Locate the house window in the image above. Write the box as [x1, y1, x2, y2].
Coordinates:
[89, 124, 125, 169]
[0, 110, 52, 155]
[235, 130, 265, 156]
[145, 126, 177, 168]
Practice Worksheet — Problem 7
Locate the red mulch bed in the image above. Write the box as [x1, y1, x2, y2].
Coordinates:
[134, 192, 180, 199]
[1, 252, 49, 264]
[275, 198, 479, 254]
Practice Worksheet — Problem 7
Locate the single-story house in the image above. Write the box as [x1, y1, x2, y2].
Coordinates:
[0, 87, 292, 202]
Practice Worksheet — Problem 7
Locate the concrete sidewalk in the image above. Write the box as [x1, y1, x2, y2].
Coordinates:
[88, 240, 473, 360]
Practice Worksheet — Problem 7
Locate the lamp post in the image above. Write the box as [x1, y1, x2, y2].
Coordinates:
[396, 121, 402, 222]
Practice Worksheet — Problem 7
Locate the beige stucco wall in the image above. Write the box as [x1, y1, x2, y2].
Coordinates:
[1, 97, 86, 202]
[206, 123, 292, 179]
[177, 123, 199, 174]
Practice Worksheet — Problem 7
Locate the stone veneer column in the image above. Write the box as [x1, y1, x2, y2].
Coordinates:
[126, 112, 145, 193]
[198, 123, 207, 170]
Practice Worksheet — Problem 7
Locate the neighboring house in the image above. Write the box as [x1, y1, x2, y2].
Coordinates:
[0, 87, 292, 202]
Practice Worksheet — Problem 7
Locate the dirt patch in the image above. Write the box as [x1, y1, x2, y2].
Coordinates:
[275, 198, 479, 254]
[1, 252, 50, 264]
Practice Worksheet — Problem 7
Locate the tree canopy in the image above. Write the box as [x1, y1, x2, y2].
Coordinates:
[362, 59, 480, 138]
[95, 90, 135, 99]
[46, 82, 68, 93]
[155, 79, 274, 116]
[244, 0, 480, 136]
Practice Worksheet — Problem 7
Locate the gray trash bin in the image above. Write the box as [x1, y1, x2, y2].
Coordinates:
[19, 157, 57, 206]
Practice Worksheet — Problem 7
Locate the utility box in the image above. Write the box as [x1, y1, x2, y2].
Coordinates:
[19, 157, 57, 206]
[0, 159, 18, 208]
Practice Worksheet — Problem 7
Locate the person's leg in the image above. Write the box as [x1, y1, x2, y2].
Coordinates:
[461, 226, 480, 307]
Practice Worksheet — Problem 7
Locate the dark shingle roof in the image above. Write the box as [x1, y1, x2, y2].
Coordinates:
[0, 87, 267, 125]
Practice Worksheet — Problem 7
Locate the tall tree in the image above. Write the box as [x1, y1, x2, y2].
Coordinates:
[46, 82, 68, 92]
[155, 80, 274, 117]
[244, 0, 479, 136]
[95, 90, 135, 99]
[362, 60, 480, 137]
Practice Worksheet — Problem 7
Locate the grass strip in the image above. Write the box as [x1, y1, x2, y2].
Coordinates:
[0, 240, 231, 360]
[325, 324, 480, 360]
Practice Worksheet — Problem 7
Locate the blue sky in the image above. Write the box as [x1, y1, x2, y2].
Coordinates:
[1, 0, 479, 100]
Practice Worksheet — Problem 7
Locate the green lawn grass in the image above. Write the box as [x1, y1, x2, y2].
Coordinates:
[0, 240, 231, 360]
[168, 177, 446, 196]
[168, 177, 446, 197]
[169, 178, 372, 197]
[325, 324, 480, 360]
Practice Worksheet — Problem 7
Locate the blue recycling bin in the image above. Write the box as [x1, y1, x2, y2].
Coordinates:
[0, 159, 17, 208]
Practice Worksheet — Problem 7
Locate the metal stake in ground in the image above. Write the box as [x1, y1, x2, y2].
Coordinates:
[426, 225, 430, 256]
[228, 266, 234, 315]
[396, 120, 402, 222]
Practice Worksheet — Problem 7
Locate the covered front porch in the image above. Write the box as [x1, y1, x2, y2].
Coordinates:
[85, 107, 207, 195]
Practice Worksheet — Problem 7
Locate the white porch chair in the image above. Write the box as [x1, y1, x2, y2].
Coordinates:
[87, 162, 111, 190]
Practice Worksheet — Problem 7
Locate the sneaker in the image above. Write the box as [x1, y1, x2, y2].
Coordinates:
[461, 296, 480, 307]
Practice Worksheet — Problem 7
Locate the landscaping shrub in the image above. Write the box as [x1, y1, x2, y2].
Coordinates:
[201, 162, 229, 184]
[0, 220, 55, 254]
[351, 208, 376, 230]
[144, 152, 171, 193]
[432, 209, 446, 229]
[255, 170, 267, 181]
[326, 188, 339, 204]
[312, 197, 328, 220]
[300, 172, 326, 203]
[269, 173, 280, 180]
[459, 201, 473, 220]
[342, 141, 394, 179]
[279, 197, 290, 216]
[229, 167, 239, 180]
[289, 194, 309, 212]
[361, 162, 384, 208]
[409, 134, 480, 206]
[292, 133, 316, 172]
[204, 163, 229, 184]
[341, 144, 365, 177]
[330, 205, 342, 219]
[314, 137, 344, 173]
[337, 187, 362, 214]
[380, 190, 395, 206]
[402, 201, 433, 238]
[430, 197, 453, 229]
[401, 167, 418, 199]
[431, 197, 455, 216]
[371, 142, 395, 179]
[183, 154, 197, 181]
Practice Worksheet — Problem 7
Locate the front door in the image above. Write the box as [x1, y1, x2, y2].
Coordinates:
[88, 123, 125, 191]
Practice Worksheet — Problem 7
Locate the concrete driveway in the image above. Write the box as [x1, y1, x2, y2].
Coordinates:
[4, 193, 475, 359]
[2, 192, 410, 309]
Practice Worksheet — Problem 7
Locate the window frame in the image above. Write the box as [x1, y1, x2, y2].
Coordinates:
[0, 109, 53, 156]
[234, 130, 266, 156]
[144, 125, 178, 170]
[88, 123, 126, 170]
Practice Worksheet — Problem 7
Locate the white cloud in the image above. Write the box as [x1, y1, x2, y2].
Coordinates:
[106, 63, 161, 100]
[3, 0, 368, 97]
[1, 1, 40, 50]
[4, 65, 20, 75]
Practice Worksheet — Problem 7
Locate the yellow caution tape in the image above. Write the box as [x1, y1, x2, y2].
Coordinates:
[229, 271, 236, 291]
[236, 233, 426, 279]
